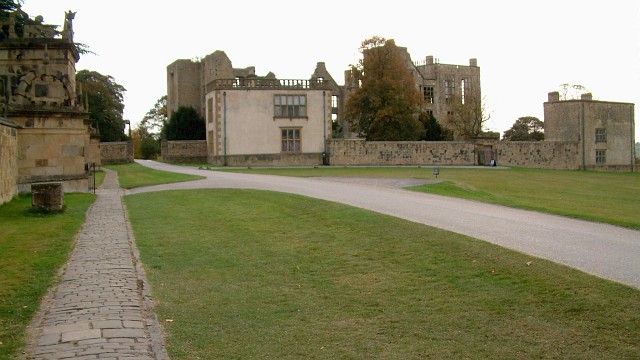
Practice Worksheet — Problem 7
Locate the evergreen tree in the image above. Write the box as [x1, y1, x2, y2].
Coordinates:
[164, 106, 205, 141]
[419, 112, 449, 141]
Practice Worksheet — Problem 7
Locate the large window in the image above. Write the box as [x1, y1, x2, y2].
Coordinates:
[595, 150, 606, 164]
[423, 86, 434, 104]
[281, 128, 301, 152]
[275, 95, 306, 118]
[461, 78, 470, 104]
[595, 128, 606, 142]
[444, 79, 455, 104]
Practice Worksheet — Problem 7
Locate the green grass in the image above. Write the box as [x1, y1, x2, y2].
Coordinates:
[125, 189, 640, 359]
[103, 162, 204, 189]
[205, 166, 640, 229]
[410, 168, 640, 229]
[0, 194, 96, 359]
[94, 169, 105, 189]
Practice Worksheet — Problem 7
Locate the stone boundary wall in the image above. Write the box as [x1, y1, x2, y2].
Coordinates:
[327, 139, 476, 166]
[161, 140, 207, 163]
[209, 153, 322, 167]
[101, 141, 133, 164]
[0, 120, 18, 204]
[159, 139, 632, 171]
[495, 141, 581, 169]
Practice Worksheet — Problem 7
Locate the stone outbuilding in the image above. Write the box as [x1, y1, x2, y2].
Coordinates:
[544, 92, 635, 171]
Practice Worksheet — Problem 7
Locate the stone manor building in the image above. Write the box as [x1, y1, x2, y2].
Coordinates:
[168, 51, 334, 166]
[166, 45, 634, 171]
[167, 44, 481, 164]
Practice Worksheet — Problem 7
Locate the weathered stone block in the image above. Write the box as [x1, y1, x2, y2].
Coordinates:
[32, 182, 64, 211]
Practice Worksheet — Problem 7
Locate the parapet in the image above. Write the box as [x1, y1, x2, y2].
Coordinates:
[548, 91, 560, 102]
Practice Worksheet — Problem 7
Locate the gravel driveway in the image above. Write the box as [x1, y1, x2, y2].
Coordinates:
[128, 160, 640, 289]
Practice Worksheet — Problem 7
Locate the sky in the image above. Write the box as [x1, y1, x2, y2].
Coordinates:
[24, 0, 640, 140]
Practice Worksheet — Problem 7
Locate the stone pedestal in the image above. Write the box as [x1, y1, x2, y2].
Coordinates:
[32, 182, 64, 211]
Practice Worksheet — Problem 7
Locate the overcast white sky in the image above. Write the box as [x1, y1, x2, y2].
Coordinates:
[24, 0, 640, 140]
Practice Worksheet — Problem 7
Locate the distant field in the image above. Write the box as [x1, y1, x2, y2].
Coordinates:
[207, 167, 640, 229]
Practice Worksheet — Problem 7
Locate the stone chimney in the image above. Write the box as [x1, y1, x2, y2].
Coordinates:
[469, 58, 477, 67]
[581, 93, 593, 101]
[548, 91, 560, 102]
[426, 55, 434, 65]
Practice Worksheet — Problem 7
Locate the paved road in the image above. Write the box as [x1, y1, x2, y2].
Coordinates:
[130, 160, 640, 289]
[27, 169, 167, 360]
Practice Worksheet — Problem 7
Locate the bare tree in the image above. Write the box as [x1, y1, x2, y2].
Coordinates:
[559, 83, 588, 100]
[443, 83, 491, 140]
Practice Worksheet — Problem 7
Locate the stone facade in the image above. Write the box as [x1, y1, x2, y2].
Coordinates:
[209, 153, 323, 167]
[100, 141, 133, 164]
[167, 59, 202, 118]
[0, 119, 18, 203]
[0, 7, 94, 193]
[161, 140, 207, 163]
[87, 135, 101, 166]
[205, 85, 331, 161]
[544, 92, 635, 171]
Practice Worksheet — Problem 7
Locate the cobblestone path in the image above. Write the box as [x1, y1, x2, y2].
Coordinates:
[26, 169, 167, 360]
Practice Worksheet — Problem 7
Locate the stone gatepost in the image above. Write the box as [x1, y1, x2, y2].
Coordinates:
[32, 183, 64, 212]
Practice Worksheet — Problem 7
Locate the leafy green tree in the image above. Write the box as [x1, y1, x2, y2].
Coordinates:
[140, 95, 167, 140]
[140, 137, 160, 159]
[76, 70, 127, 142]
[344, 37, 423, 141]
[503, 116, 544, 141]
[164, 106, 205, 141]
[132, 124, 160, 159]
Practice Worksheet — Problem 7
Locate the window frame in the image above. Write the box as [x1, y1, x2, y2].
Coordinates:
[444, 79, 455, 104]
[595, 128, 606, 142]
[423, 86, 434, 104]
[281, 127, 302, 153]
[274, 94, 307, 119]
[595, 149, 606, 164]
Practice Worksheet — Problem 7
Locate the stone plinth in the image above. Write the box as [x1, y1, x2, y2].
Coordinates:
[32, 182, 64, 211]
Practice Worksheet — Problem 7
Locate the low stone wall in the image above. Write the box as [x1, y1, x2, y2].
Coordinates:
[101, 141, 133, 164]
[158, 138, 631, 171]
[495, 141, 580, 169]
[161, 140, 207, 163]
[209, 153, 322, 167]
[327, 139, 476, 166]
[0, 120, 18, 204]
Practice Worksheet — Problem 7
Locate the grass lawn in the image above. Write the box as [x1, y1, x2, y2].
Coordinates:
[103, 162, 204, 189]
[206, 166, 640, 229]
[125, 189, 640, 359]
[0, 194, 95, 359]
